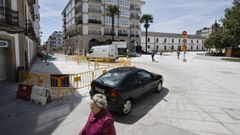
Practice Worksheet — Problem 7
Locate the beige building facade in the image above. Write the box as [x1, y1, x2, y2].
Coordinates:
[62, 0, 144, 54]
[0, 0, 40, 81]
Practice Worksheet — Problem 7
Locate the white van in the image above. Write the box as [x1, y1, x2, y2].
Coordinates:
[88, 45, 119, 60]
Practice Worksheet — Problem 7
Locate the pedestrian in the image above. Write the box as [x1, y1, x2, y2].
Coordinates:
[151, 50, 155, 62]
[79, 94, 116, 135]
[44, 52, 49, 65]
[177, 50, 180, 60]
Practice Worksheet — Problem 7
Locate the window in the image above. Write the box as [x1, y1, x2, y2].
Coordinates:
[88, 27, 101, 35]
[172, 39, 174, 43]
[164, 45, 166, 50]
[119, 18, 129, 26]
[191, 46, 193, 50]
[197, 40, 199, 44]
[122, 75, 139, 88]
[179, 39, 181, 43]
[156, 38, 159, 42]
[120, 7, 130, 17]
[156, 46, 159, 49]
[105, 16, 117, 25]
[172, 45, 174, 50]
[136, 71, 152, 81]
[106, 0, 115, 4]
[197, 46, 198, 50]
[148, 38, 150, 42]
[202, 46, 204, 50]
[89, 5, 102, 13]
[164, 38, 166, 43]
[191, 40, 193, 43]
[96, 71, 125, 86]
[147, 45, 150, 48]
[119, 0, 129, 6]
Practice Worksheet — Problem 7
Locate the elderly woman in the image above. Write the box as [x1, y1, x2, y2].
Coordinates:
[79, 94, 116, 135]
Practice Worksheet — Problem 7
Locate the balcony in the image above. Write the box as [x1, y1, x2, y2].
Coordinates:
[0, 6, 19, 27]
[75, 7, 82, 15]
[75, 17, 83, 25]
[89, 31, 101, 35]
[104, 32, 115, 36]
[25, 20, 37, 41]
[89, 0, 102, 3]
[88, 19, 101, 24]
[118, 33, 128, 37]
[130, 14, 140, 20]
[75, 0, 81, 4]
[88, 8, 102, 14]
[65, 28, 83, 39]
[27, 0, 36, 6]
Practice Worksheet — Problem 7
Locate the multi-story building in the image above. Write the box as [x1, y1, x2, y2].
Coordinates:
[47, 31, 63, 49]
[62, 0, 145, 54]
[0, 0, 40, 81]
[196, 27, 212, 38]
[141, 32, 206, 52]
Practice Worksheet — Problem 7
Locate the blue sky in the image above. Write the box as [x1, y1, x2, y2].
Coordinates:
[39, 0, 233, 44]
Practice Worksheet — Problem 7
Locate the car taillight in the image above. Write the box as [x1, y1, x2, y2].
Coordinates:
[109, 89, 119, 97]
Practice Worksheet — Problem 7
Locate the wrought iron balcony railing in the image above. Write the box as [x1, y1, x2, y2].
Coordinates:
[0, 6, 19, 26]
[118, 33, 128, 37]
[25, 20, 37, 41]
[88, 19, 101, 24]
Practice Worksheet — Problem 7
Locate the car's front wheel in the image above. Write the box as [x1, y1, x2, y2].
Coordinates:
[121, 99, 132, 115]
[156, 81, 162, 93]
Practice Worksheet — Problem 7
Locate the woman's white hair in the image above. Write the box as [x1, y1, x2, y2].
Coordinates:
[92, 94, 108, 109]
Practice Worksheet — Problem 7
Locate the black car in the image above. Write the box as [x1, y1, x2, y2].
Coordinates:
[90, 67, 163, 115]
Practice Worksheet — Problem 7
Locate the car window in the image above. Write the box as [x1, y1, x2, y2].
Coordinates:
[122, 75, 139, 88]
[97, 72, 125, 86]
[136, 71, 152, 81]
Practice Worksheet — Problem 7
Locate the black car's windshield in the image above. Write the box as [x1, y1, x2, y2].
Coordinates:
[96, 68, 132, 86]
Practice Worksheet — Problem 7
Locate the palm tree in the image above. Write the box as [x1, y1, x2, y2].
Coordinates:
[140, 14, 153, 53]
[106, 5, 120, 41]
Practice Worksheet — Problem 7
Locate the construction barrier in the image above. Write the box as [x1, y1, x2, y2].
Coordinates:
[16, 84, 33, 101]
[18, 57, 132, 100]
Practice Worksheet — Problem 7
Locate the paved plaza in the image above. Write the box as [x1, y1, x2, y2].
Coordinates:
[0, 52, 240, 135]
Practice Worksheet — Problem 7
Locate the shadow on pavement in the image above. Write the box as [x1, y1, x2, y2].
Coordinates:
[0, 83, 85, 135]
[0, 57, 86, 135]
[112, 87, 169, 124]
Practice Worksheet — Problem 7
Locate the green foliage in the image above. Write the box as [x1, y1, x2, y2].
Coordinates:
[205, 0, 240, 52]
[106, 5, 120, 41]
[140, 14, 153, 52]
[106, 5, 120, 17]
[223, 0, 240, 47]
[222, 58, 240, 62]
[140, 14, 153, 29]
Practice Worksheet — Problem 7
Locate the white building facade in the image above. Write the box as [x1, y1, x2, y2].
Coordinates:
[196, 27, 212, 38]
[0, 0, 40, 81]
[62, 0, 145, 54]
[141, 32, 206, 53]
[48, 31, 63, 49]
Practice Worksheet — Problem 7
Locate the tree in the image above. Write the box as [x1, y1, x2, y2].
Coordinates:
[204, 22, 226, 53]
[106, 5, 120, 42]
[223, 0, 240, 47]
[140, 14, 153, 53]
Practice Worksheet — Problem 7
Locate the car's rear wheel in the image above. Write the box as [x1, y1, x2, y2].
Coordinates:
[156, 81, 162, 93]
[121, 99, 132, 115]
